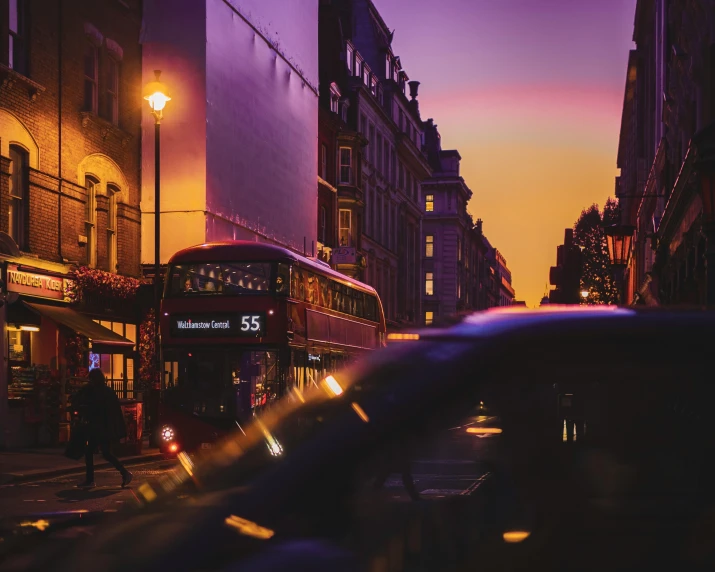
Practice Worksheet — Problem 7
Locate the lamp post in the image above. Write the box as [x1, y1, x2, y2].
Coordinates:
[604, 223, 635, 305]
[143, 71, 170, 389]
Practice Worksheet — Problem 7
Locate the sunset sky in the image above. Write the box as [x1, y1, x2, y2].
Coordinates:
[378, 0, 638, 306]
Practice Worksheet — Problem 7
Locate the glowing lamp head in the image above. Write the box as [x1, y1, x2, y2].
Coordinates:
[169, 443, 179, 453]
[143, 70, 171, 113]
[580, 290, 589, 299]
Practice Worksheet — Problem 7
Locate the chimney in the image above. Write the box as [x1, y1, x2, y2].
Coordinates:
[476, 218, 483, 233]
[408, 80, 420, 100]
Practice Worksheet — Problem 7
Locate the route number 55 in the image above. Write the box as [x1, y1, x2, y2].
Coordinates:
[241, 315, 261, 332]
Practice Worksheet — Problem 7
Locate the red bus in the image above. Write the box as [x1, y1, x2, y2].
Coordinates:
[158, 240, 386, 456]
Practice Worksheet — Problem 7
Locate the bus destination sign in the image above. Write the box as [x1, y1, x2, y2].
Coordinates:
[169, 313, 265, 338]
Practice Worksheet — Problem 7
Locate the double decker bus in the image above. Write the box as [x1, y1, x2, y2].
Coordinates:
[158, 241, 386, 455]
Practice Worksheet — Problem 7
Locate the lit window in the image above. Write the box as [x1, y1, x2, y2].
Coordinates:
[425, 194, 434, 212]
[339, 147, 352, 184]
[107, 185, 119, 272]
[105, 56, 119, 124]
[85, 177, 98, 267]
[425, 235, 434, 258]
[8, 0, 28, 74]
[84, 42, 98, 112]
[8, 145, 28, 250]
[425, 272, 434, 296]
[425, 311, 434, 326]
[371, 76, 378, 97]
[355, 55, 364, 78]
[339, 209, 351, 247]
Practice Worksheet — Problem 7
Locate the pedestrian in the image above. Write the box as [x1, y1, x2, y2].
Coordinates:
[73, 369, 133, 489]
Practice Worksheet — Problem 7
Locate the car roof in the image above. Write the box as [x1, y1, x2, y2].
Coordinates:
[412, 305, 715, 341]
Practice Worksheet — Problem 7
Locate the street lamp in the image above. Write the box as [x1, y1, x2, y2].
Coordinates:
[143, 70, 170, 388]
[604, 223, 635, 305]
[580, 289, 589, 300]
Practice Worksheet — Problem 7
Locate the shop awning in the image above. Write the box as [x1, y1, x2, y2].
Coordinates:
[25, 303, 135, 355]
[7, 300, 42, 329]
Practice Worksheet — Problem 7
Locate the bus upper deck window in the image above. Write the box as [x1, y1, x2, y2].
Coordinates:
[276, 263, 290, 295]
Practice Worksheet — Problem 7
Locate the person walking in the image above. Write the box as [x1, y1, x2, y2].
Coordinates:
[73, 369, 133, 488]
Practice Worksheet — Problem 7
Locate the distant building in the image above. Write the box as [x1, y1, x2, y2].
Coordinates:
[421, 119, 474, 322]
[495, 249, 515, 306]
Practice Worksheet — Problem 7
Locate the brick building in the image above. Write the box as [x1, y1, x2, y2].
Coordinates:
[0, 0, 143, 447]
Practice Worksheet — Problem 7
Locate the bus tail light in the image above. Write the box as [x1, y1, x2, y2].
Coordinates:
[169, 443, 179, 453]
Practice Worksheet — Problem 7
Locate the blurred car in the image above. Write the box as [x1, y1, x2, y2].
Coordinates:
[3, 306, 715, 571]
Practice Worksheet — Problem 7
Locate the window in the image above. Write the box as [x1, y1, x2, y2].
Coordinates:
[320, 144, 327, 180]
[339, 209, 351, 246]
[84, 42, 98, 112]
[458, 237, 462, 261]
[330, 83, 340, 114]
[319, 206, 327, 244]
[360, 114, 367, 135]
[425, 235, 434, 258]
[425, 194, 434, 212]
[107, 185, 118, 272]
[346, 44, 353, 75]
[385, 55, 391, 79]
[425, 272, 434, 296]
[8, 0, 28, 75]
[168, 263, 274, 296]
[85, 177, 98, 267]
[399, 163, 404, 189]
[8, 145, 28, 250]
[105, 56, 119, 124]
[383, 145, 389, 182]
[339, 147, 352, 184]
[355, 55, 364, 78]
[425, 311, 434, 326]
[371, 76, 378, 97]
[362, 63, 370, 86]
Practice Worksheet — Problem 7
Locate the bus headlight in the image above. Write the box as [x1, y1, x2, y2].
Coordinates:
[161, 426, 175, 441]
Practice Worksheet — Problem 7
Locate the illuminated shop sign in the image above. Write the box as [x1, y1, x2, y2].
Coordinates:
[169, 313, 266, 338]
[6, 264, 73, 301]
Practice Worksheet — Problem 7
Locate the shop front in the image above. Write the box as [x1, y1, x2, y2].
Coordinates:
[3, 262, 135, 448]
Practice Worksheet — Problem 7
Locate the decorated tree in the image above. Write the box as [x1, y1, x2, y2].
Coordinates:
[573, 200, 620, 304]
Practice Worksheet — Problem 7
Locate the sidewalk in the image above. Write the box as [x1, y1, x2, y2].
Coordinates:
[0, 440, 163, 485]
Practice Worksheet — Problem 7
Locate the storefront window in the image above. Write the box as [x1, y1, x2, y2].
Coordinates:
[93, 320, 136, 398]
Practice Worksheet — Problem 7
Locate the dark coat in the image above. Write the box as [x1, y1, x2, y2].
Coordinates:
[73, 382, 127, 442]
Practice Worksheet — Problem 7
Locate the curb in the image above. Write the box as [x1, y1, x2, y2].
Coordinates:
[0, 453, 165, 485]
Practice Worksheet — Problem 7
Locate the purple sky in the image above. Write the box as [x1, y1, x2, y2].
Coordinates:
[377, 0, 638, 306]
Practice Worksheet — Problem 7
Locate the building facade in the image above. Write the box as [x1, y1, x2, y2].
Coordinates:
[319, 0, 430, 328]
[421, 119, 475, 323]
[140, 0, 319, 267]
[495, 249, 515, 306]
[1, 0, 143, 447]
[617, 0, 715, 307]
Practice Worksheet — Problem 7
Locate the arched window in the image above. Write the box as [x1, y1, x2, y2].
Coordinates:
[85, 176, 98, 267]
[107, 184, 119, 271]
[8, 145, 28, 250]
